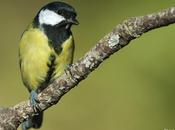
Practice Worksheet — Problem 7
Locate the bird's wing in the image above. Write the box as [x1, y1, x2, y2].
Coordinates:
[19, 27, 54, 91]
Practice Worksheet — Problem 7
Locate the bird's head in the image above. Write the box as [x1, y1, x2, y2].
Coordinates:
[34, 1, 79, 30]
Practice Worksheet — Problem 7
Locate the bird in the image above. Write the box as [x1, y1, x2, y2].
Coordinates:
[19, 1, 79, 130]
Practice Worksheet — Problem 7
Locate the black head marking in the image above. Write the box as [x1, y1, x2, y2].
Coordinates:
[33, 1, 78, 28]
[33, 2, 78, 53]
[43, 1, 76, 15]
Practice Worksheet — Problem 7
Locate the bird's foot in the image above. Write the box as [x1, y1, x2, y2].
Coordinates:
[21, 120, 31, 130]
[21, 123, 27, 130]
[30, 90, 41, 113]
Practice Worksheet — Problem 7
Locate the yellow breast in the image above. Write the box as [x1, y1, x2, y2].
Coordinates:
[19, 26, 74, 91]
[19, 28, 53, 90]
[53, 36, 74, 79]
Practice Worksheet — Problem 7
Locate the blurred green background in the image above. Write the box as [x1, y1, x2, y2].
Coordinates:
[0, 0, 175, 130]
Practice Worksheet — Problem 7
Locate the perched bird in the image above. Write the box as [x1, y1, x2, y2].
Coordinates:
[19, 1, 78, 130]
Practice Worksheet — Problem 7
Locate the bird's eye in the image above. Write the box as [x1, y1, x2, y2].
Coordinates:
[58, 10, 63, 15]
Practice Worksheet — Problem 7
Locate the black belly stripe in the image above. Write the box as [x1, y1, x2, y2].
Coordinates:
[36, 54, 56, 93]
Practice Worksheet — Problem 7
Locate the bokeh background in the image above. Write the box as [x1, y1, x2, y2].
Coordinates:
[0, 0, 175, 130]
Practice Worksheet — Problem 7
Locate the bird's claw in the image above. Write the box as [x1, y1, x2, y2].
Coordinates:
[21, 120, 30, 130]
[30, 90, 41, 113]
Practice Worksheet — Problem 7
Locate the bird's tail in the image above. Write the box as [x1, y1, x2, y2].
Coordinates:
[22, 112, 43, 130]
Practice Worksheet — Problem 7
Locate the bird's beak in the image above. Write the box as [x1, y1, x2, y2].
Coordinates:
[67, 18, 79, 25]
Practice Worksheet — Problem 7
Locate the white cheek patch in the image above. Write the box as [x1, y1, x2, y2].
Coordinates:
[39, 9, 65, 26]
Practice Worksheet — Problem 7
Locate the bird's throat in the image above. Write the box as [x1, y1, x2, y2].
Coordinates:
[43, 25, 72, 54]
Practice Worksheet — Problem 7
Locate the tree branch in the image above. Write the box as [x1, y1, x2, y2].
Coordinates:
[1, 7, 175, 130]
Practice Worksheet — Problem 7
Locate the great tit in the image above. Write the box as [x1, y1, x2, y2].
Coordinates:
[19, 1, 78, 130]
